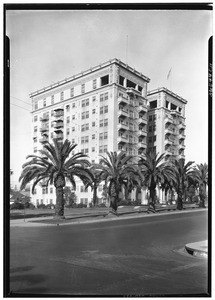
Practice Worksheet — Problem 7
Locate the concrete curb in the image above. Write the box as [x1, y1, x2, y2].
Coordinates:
[185, 240, 208, 258]
[10, 207, 207, 228]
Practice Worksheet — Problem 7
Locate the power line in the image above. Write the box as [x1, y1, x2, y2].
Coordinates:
[10, 102, 31, 112]
[11, 96, 32, 106]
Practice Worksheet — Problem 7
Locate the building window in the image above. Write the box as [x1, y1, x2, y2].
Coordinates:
[104, 132, 108, 139]
[70, 87, 74, 98]
[60, 91, 64, 101]
[82, 111, 89, 119]
[92, 96, 96, 102]
[93, 79, 97, 89]
[92, 147, 95, 152]
[66, 105, 70, 112]
[72, 139, 75, 144]
[72, 127, 75, 132]
[99, 146, 103, 153]
[34, 102, 38, 110]
[51, 110, 54, 116]
[34, 126, 37, 132]
[104, 145, 108, 153]
[149, 115, 152, 121]
[51, 95, 54, 104]
[67, 116, 70, 124]
[92, 122, 95, 127]
[82, 98, 89, 107]
[100, 92, 108, 102]
[34, 115, 38, 122]
[72, 115, 75, 120]
[101, 104, 109, 114]
[104, 119, 108, 127]
[100, 75, 109, 86]
[34, 137, 37, 143]
[85, 148, 89, 154]
[92, 134, 95, 140]
[43, 99, 46, 107]
[50, 187, 53, 194]
[72, 102, 75, 108]
[99, 133, 103, 140]
[99, 120, 103, 127]
[149, 126, 152, 133]
[92, 109, 96, 114]
[81, 124, 89, 132]
[81, 83, 85, 94]
[33, 147, 37, 153]
[66, 128, 70, 135]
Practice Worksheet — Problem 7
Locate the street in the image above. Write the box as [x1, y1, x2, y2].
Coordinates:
[9, 210, 208, 296]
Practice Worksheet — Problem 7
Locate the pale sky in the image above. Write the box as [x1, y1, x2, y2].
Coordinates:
[6, 9, 212, 187]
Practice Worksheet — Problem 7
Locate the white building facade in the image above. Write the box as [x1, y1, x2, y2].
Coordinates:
[30, 58, 150, 207]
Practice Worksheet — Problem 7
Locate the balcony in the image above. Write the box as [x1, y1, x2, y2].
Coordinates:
[39, 136, 49, 144]
[138, 141, 146, 148]
[165, 126, 172, 134]
[138, 118, 147, 126]
[165, 115, 173, 124]
[118, 96, 129, 105]
[179, 133, 185, 140]
[179, 122, 186, 129]
[170, 110, 181, 116]
[40, 114, 49, 122]
[117, 135, 128, 144]
[40, 125, 49, 132]
[139, 129, 147, 137]
[118, 108, 129, 118]
[137, 105, 147, 113]
[117, 122, 128, 131]
[165, 147, 172, 156]
[54, 121, 64, 129]
[179, 143, 185, 149]
[53, 132, 63, 140]
[54, 108, 64, 118]
[165, 139, 172, 145]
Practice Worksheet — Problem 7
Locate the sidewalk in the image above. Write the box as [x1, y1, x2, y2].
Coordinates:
[185, 240, 208, 258]
[10, 207, 207, 228]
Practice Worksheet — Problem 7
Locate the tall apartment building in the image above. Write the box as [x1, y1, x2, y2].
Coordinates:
[147, 87, 187, 161]
[30, 58, 150, 207]
[145, 87, 187, 204]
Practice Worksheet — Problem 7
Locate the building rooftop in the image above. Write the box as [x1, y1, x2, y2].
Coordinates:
[147, 87, 187, 104]
[29, 58, 150, 98]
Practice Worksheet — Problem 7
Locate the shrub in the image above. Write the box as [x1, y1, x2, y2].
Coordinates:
[10, 202, 24, 210]
[37, 204, 46, 209]
[76, 203, 87, 208]
[98, 203, 107, 208]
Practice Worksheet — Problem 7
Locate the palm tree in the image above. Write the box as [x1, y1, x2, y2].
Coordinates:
[99, 151, 139, 214]
[171, 158, 197, 210]
[138, 151, 175, 210]
[85, 165, 103, 207]
[194, 163, 208, 208]
[19, 139, 92, 219]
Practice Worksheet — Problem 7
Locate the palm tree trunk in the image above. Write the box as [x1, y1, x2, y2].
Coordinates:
[149, 185, 156, 210]
[93, 186, 97, 207]
[199, 183, 206, 208]
[54, 186, 65, 219]
[177, 186, 183, 210]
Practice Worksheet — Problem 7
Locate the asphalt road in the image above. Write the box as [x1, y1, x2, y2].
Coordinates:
[9, 210, 208, 296]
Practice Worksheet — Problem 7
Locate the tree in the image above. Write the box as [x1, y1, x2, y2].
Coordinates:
[19, 139, 92, 219]
[138, 151, 175, 209]
[64, 186, 77, 207]
[99, 151, 138, 214]
[171, 158, 197, 210]
[194, 163, 208, 208]
[85, 165, 103, 207]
